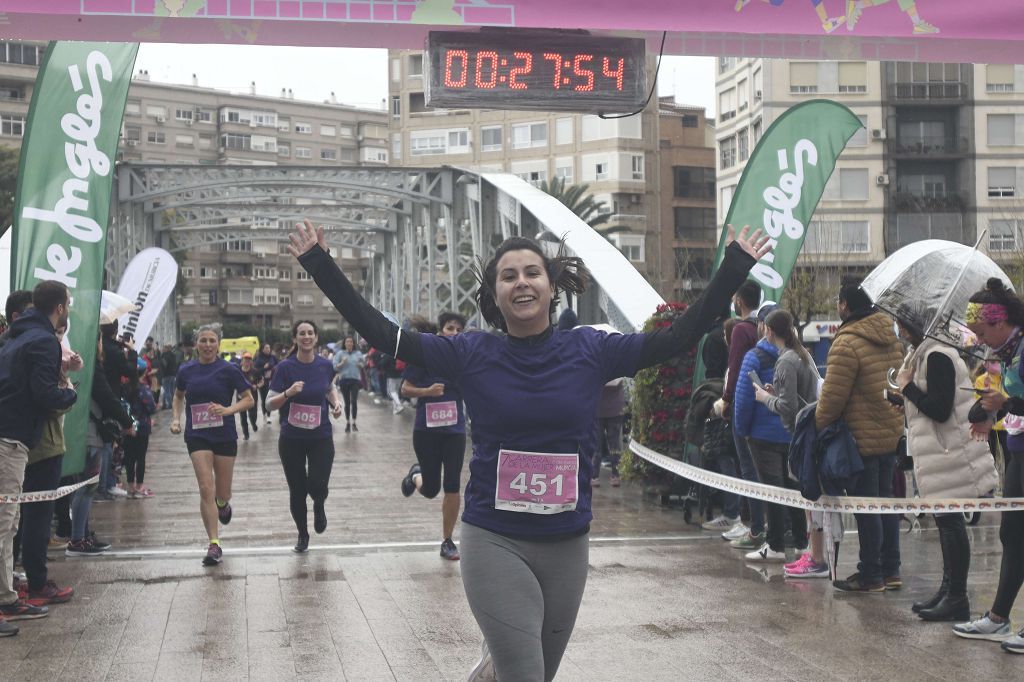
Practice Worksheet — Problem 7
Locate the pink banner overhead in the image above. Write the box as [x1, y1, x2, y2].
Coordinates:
[2, 1, 1024, 62]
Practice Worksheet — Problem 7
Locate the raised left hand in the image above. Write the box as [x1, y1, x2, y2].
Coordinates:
[288, 218, 328, 259]
[725, 224, 773, 262]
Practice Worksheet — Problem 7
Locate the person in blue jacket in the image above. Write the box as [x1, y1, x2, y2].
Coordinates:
[734, 305, 807, 563]
[289, 217, 772, 682]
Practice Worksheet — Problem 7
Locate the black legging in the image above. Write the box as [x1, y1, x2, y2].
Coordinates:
[278, 437, 335, 535]
[339, 379, 361, 421]
[123, 432, 150, 484]
[993, 447, 1024, 618]
[238, 396, 259, 437]
[412, 430, 466, 497]
[934, 512, 970, 597]
[259, 384, 272, 417]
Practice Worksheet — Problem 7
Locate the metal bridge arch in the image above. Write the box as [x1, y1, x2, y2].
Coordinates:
[110, 163, 662, 341]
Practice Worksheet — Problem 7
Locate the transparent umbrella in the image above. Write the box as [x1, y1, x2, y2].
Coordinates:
[861, 237, 1014, 354]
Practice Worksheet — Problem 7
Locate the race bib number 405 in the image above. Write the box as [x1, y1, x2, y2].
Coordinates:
[287, 403, 322, 430]
[495, 449, 578, 514]
[190, 403, 223, 430]
[426, 400, 458, 428]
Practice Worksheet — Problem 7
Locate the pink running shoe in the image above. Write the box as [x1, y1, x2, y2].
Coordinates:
[784, 552, 812, 571]
[785, 558, 829, 579]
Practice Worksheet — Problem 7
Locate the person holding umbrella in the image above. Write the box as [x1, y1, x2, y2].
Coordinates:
[891, 301, 998, 621]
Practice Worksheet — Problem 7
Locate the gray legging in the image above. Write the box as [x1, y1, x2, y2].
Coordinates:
[461, 523, 589, 682]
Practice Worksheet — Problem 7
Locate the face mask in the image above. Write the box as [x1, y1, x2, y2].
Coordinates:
[986, 361, 1002, 374]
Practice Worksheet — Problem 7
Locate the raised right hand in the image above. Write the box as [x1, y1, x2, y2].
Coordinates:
[288, 381, 305, 396]
[428, 382, 445, 397]
[288, 218, 327, 259]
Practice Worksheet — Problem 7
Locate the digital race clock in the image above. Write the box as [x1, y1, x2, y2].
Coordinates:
[424, 30, 648, 113]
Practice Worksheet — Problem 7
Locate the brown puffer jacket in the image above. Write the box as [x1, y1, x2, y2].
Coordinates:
[815, 311, 905, 456]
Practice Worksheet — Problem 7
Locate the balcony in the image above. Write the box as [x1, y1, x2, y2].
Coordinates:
[889, 82, 968, 102]
[219, 250, 256, 265]
[885, 213, 968, 254]
[893, 191, 967, 212]
[888, 136, 969, 157]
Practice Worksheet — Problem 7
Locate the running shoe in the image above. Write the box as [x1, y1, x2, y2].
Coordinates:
[730, 531, 766, 550]
[0, 600, 49, 621]
[440, 538, 460, 561]
[467, 639, 494, 681]
[26, 581, 74, 605]
[218, 501, 233, 525]
[884, 575, 903, 591]
[65, 538, 106, 557]
[49, 535, 69, 549]
[701, 514, 739, 531]
[345, 423, 351, 433]
[785, 558, 830, 579]
[953, 613, 1012, 641]
[392, 404, 405, 415]
[722, 522, 749, 541]
[313, 500, 327, 534]
[352, 423, 358, 432]
[109, 486, 128, 498]
[1001, 626, 1024, 654]
[0, 617, 17, 637]
[745, 544, 787, 563]
[293, 534, 309, 554]
[401, 463, 421, 498]
[88, 532, 111, 552]
[202, 543, 223, 566]
[833, 572, 885, 593]
[913, 20, 939, 34]
[784, 552, 812, 570]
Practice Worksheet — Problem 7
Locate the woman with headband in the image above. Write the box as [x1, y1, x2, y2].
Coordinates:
[953, 279, 1024, 652]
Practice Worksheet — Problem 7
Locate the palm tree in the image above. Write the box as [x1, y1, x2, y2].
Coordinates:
[539, 177, 628, 240]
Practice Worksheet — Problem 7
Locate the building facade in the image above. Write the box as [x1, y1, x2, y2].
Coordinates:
[0, 40, 389, 340]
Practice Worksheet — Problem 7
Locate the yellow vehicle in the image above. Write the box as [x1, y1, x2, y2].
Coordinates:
[219, 336, 260, 358]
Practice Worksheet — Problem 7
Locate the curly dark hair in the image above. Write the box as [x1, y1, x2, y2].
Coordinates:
[473, 236, 591, 332]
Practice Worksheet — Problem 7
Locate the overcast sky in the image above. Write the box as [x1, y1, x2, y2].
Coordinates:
[134, 44, 717, 115]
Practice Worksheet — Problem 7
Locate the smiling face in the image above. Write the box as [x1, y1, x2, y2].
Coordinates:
[196, 331, 220, 362]
[294, 323, 318, 353]
[494, 249, 554, 336]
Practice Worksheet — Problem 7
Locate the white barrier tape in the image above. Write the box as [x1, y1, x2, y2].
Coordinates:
[0, 475, 99, 504]
[629, 439, 1024, 514]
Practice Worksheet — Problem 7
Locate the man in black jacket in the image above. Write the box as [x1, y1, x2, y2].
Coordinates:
[0, 281, 78, 630]
[158, 344, 180, 410]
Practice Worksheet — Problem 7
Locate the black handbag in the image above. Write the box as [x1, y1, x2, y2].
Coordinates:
[702, 417, 736, 462]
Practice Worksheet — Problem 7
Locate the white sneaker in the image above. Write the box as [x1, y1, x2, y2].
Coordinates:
[374, 398, 383, 405]
[266, 417, 272, 425]
[467, 639, 495, 681]
[745, 543, 787, 562]
[953, 612, 1012, 641]
[109, 486, 128, 498]
[1002, 627, 1024, 654]
[722, 522, 749, 541]
[392, 404, 405, 415]
[701, 514, 739, 531]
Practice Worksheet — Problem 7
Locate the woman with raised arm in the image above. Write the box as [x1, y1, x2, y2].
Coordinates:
[289, 218, 771, 681]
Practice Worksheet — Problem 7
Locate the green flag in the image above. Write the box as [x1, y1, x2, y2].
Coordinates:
[713, 99, 863, 303]
[12, 42, 138, 476]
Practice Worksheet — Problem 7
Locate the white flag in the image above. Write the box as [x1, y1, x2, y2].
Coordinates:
[115, 247, 178, 343]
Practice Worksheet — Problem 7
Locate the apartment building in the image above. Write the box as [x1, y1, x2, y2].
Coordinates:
[388, 49, 663, 287]
[0, 40, 389, 338]
[657, 99, 717, 303]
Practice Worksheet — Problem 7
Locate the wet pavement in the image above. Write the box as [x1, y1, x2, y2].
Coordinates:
[3, 396, 1022, 680]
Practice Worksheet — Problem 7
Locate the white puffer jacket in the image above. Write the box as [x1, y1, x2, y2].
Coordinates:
[905, 340, 998, 499]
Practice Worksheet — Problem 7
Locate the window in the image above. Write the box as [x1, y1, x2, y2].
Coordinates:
[673, 166, 715, 199]
[253, 266, 277, 279]
[0, 113, 24, 137]
[295, 122, 312, 134]
[581, 115, 641, 141]
[362, 148, 388, 163]
[481, 126, 503, 152]
[737, 79, 749, 111]
[720, 185, 735, 220]
[612, 234, 645, 263]
[279, 269, 291, 281]
[251, 111, 277, 127]
[320, 125, 336, 137]
[682, 114, 699, 128]
[990, 220, 1019, 252]
[391, 133, 402, 160]
[410, 131, 446, 155]
[987, 64, 1015, 93]
[752, 119, 763, 144]
[321, 148, 337, 160]
[254, 288, 279, 305]
[175, 134, 194, 146]
[988, 167, 1016, 197]
[719, 88, 736, 121]
[220, 133, 250, 150]
[1, 43, 40, 65]
[408, 54, 424, 77]
[718, 57, 736, 74]
[630, 154, 644, 181]
[297, 294, 314, 306]
[448, 129, 470, 153]
[181, 266, 195, 278]
[197, 110, 212, 123]
[123, 125, 141, 143]
[391, 57, 401, 82]
[899, 173, 947, 197]
[227, 289, 254, 304]
[279, 294, 292, 306]
[391, 96, 401, 118]
[823, 168, 869, 200]
[720, 136, 737, 169]
[147, 131, 166, 144]
[838, 62, 868, 93]
[145, 105, 167, 118]
[789, 62, 818, 94]
[175, 108, 194, 122]
[556, 117, 573, 145]
[674, 207, 717, 242]
[804, 220, 870, 253]
[512, 122, 548, 149]
[988, 114, 1017, 146]
[339, 126, 354, 138]
[737, 129, 749, 162]
[848, 115, 869, 147]
[295, 147, 312, 159]
[296, 270, 312, 281]
[278, 144, 290, 157]
[555, 160, 574, 183]
[595, 162, 608, 180]
[251, 135, 277, 153]
[125, 101, 140, 116]
[753, 68, 763, 99]
[225, 240, 252, 252]
[200, 266, 217, 279]
[515, 170, 547, 186]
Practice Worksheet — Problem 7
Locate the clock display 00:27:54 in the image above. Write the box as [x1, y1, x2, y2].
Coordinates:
[441, 49, 627, 94]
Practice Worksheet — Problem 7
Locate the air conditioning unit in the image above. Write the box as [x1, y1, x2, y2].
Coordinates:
[871, 128, 887, 140]
[185, 119, 193, 126]
[126, 139, 138, 147]
[155, 115, 166, 124]
[278, 125, 289, 133]
[876, 173, 890, 186]
[249, 120, 258, 128]
[754, 89, 763, 100]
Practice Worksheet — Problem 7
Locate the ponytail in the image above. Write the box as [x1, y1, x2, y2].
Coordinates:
[765, 309, 812, 366]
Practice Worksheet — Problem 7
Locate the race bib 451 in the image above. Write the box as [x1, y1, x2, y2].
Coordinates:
[495, 449, 578, 514]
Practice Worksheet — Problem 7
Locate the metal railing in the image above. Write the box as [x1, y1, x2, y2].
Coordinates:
[889, 82, 968, 100]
